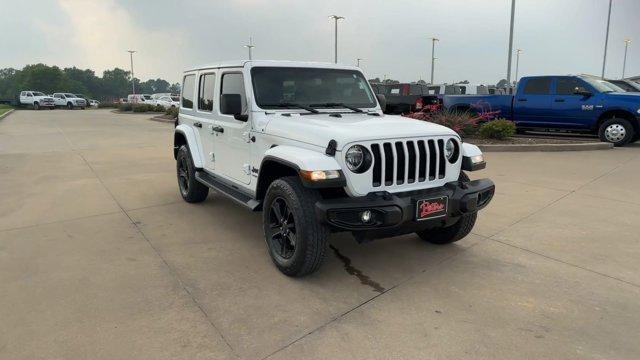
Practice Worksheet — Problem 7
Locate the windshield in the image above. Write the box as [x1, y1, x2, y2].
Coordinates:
[251, 67, 377, 109]
[143, 95, 153, 100]
[32, 92, 45, 96]
[581, 77, 625, 93]
[64, 93, 76, 97]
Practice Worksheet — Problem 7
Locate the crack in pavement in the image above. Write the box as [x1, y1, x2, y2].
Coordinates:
[329, 245, 386, 294]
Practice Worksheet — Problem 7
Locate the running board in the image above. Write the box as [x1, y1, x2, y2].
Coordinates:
[195, 171, 261, 210]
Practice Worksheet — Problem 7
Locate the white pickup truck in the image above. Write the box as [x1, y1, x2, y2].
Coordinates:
[52, 93, 87, 109]
[173, 60, 495, 276]
[19, 91, 56, 110]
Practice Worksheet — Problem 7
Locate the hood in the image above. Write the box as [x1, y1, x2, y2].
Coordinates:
[604, 92, 640, 100]
[263, 112, 458, 149]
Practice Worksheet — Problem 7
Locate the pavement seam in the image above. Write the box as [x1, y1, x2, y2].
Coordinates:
[0, 210, 123, 234]
[260, 241, 482, 360]
[72, 150, 238, 357]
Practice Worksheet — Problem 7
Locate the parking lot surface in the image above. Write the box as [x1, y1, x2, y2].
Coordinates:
[1, 109, 639, 359]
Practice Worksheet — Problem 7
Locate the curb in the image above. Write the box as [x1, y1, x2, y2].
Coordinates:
[476, 142, 613, 152]
[0, 109, 15, 120]
[149, 115, 175, 123]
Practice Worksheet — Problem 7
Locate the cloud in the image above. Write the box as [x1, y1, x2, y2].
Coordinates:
[56, 0, 189, 81]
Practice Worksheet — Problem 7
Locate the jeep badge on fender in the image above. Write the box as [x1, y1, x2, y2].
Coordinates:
[173, 60, 495, 277]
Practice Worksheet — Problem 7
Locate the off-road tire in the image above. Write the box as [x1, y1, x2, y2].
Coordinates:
[67, 102, 74, 110]
[33, 102, 40, 110]
[598, 117, 634, 146]
[263, 176, 329, 277]
[416, 172, 477, 245]
[176, 145, 209, 203]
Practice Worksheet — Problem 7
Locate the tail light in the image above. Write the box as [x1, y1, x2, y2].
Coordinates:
[415, 97, 424, 110]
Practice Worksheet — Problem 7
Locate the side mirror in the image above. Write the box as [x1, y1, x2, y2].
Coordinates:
[573, 87, 592, 97]
[376, 93, 387, 111]
[220, 93, 248, 121]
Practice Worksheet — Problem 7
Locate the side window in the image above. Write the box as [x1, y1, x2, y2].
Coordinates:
[220, 73, 246, 114]
[523, 78, 551, 95]
[198, 73, 216, 111]
[556, 77, 583, 95]
[409, 85, 421, 95]
[181, 74, 195, 109]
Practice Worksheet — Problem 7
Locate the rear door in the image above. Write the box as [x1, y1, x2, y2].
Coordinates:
[194, 71, 218, 171]
[178, 73, 215, 170]
[513, 77, 554, 127]
[550, 77, 595, 129]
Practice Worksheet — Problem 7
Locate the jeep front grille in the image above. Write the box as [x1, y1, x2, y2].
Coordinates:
[370, 139, 446, 187]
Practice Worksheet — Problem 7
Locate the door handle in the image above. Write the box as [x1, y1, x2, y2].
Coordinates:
[517, 98, 527, 102]
[193, 122, 202, 128]
[212, 126, 224, 133]
[554, 99, 565, 102]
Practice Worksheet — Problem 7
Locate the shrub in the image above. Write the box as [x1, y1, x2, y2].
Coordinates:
[404, 110, 479, 137]
[479, 119, 516, 140]
[165, 106, 179, 119]
[118, 103, 132, 112]
[153, 104, 165, 112]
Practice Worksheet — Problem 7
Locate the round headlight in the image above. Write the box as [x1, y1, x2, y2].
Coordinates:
[345, 145, 372, 173]
[445, 139, 460, 163]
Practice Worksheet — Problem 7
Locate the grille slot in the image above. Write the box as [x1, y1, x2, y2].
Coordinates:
[369, 138, 448, 188]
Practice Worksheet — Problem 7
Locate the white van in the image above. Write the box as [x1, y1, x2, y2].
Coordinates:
[127, 94, 155, 104]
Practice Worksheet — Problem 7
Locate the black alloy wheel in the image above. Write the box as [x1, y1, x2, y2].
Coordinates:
[267, 197, 297, 260]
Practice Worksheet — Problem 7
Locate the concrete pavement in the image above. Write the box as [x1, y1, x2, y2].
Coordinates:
[1, 109, 639, 359]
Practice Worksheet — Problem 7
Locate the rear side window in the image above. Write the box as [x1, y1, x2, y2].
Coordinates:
[221, 73, 246, 114]
[556, 77, 583, 95]
[181, 74, 195, 109]
[523, 78, 551, 95]
[198, 73, 216, 111]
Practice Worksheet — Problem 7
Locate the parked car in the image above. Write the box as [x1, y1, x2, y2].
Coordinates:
[173, 60, 495, 276]
[52, 93, 87, 109]
[371, 83, 440, 114]
[19, 91, 55, 110]
[443, 75, 640, 146]
[155, 95, 179, 109]
[128, 94, 155, 104]
[88, 99, 100, 107]
[607, 79, 640, 93]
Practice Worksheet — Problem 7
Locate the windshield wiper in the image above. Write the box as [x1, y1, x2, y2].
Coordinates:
[262, 102, 319, 113]
[309, 102, 364, 113]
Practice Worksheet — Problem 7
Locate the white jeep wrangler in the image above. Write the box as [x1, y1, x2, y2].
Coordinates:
[174, 61, 494, 276]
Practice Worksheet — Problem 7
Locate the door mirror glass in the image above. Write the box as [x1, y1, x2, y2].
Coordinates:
[376, 93, 386, 111]
[220, 94, 247, 121]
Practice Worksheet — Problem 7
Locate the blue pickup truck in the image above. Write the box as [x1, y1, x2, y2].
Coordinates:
[443, 75, 640, 146]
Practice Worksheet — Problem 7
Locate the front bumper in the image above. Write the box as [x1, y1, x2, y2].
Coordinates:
[316, 178, 495, 238]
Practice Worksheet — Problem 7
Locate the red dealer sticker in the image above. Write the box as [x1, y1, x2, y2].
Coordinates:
[416, 196, 448, 221]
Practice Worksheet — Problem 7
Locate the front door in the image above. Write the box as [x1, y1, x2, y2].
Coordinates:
[550, 77, 597, 129]
[212, 70, 252, 185]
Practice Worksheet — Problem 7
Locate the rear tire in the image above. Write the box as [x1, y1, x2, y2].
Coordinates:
[176, 145, 209, 203]
[416, 172, 477, 245]
[598, 117, 634, 146]
[263, 176, 329, 277]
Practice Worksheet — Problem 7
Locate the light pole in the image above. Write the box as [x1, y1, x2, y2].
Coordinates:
[244, 37, 255, 60]
[429, 37, 439, 84]
[127, 50, 136, 94]
[514, 49, 523, 85]
[356, 58, 364, 67]
[601, 0, 613, 79]
[622, 39, 631, 79]
[329, 15, 344, 63]
[506, 0, 516, 85]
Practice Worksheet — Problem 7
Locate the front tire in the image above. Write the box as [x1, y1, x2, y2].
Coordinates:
[176, 145, 209, 203]
[67, 102, 74, 110]
[33, 102, 40, 110]
[263, 176, 329, 277]
[416, 172, 477, 245]
[598, 117, 634, 146]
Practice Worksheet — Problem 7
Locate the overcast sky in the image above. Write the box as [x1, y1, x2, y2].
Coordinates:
[2, 0, 639, 84]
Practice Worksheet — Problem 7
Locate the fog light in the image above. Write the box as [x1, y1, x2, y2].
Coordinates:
[361, 210, 372, 223]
